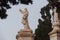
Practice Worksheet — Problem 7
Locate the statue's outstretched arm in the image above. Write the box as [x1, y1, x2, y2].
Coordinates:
[19, 9, 24, 14]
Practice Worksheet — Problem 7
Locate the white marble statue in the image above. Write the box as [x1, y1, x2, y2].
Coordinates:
[19, 8, 30, 29]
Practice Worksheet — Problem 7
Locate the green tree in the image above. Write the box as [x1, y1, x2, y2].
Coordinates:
[34, 4, 52, 40]
[0, 0, 33, 19]
[34, 0, 60, 40]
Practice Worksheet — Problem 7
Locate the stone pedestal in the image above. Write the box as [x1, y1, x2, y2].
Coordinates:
[49, 33, 60, 40]
[16, 29, 34, 40]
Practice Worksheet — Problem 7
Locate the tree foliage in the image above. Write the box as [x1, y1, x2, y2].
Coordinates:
[0, 0, 33, 19]
[48, 0, 60, 12]
[34, 0, 59, 40]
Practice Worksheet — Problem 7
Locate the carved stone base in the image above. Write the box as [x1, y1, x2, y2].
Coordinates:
[16, 29, 34, 40]
[49, 27, 60, 40]
[49, 33, 60, 40]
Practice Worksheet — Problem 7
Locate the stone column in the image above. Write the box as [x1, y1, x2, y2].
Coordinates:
[49, 7, 60, 40]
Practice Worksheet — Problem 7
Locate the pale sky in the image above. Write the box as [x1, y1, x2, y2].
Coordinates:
[0, 0, 48, 40]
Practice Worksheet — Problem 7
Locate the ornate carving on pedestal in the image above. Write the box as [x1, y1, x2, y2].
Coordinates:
[49, 7, 60, 40]
[16, 8, 34, 40]
[16, 29, 34, 40]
